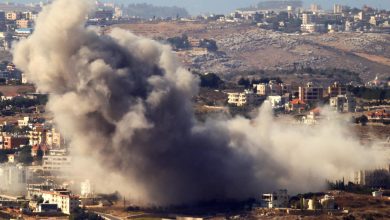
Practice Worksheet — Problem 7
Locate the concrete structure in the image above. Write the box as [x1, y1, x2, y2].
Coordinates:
[329, 94, 356, 113]
[227, 90, 257, 107]
[41, 190, 79, 214]
[0, 163, 30, 193]
[320, 195, 335, 210]
[254, 81, 290, 96]
[299, 82, 324, 103]
[328, 82, 347, 97]
[261, 189, 289, 208]
[372, 191, 383, 198]
[6, 11, 20, 20]
[46, 128, 63, 148]
[29, 125, 46, 146]
[42, 154, 72, 172]
[17, 117, 29, 127]
[16, 19, 31, 29]
[80, 179, 93, 198]
[2, 136, 29, 149]
[333, 4, 344, 14]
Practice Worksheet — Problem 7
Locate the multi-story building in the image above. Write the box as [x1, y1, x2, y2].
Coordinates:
[329, 94, 356, 113]
[328, 82, 347, 97]
[17, 116, 30, 127]
[227, 90, 258, 107]
[80, 180, 94, 198]
[310, 4, 320, 13]
[41, 190, 80, 214]
[333, 4, 344, 14]
[254, 81, 290, 96]
[298, 82, 324, 103]
[261, 190, 289, 208]
[16, 19, 31, 29]
[46, 128, 63, 148]
[29, 125, 46, 146]
[2, 136, 29, 149]
[42, 154, 72, 172]
[6, 11, 20, 21]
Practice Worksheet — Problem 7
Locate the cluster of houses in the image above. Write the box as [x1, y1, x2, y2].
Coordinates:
[259, 189, 337, 211]
[227, 81, 357, 112]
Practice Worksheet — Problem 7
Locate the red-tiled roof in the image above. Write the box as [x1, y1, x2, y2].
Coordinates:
[290, 99, 306, 105]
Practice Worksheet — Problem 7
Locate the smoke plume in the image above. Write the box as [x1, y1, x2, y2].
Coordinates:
[13, 0, 387, 205]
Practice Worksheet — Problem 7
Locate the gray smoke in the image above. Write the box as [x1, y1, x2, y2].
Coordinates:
[13, 0, 388, 205]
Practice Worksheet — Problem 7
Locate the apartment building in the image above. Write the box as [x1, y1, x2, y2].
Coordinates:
[227, 90, 257, 106]
[41, 190, 80, 214]
[299, 82, 324, 103]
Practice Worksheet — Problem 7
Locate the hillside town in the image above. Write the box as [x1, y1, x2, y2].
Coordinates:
[0, 0, 388, 220]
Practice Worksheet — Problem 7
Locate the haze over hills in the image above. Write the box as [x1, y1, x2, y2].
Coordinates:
[114, 0, 389, 15]
[3, 1, 390, 15]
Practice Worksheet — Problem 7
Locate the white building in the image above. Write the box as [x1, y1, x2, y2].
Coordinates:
[41, 190, 79, 214]
[320, 195, 335, 210]
[0, 163, 31, 193]
[227, 90, 257, 107]
[261, 189, 289, 208]
[80, 180, 94, 198]
[17, 117, 30, 127]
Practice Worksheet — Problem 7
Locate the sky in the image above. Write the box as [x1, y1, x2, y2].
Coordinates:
[115, 0, 390, 14]
[4, 0, 390, 15]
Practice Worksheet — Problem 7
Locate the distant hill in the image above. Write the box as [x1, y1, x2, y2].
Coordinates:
[125, 3, 189, 19]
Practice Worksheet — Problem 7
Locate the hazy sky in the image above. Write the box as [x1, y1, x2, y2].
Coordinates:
[116, 0, 390, 14]
[6, 0, 390, 15]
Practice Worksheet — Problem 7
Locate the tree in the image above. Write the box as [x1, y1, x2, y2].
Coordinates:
[0, 151, 8, 163]
[18, 146, 33, 165]
[237, 78, 250, 88]
[199, 39, 218, 51]
[36, 147, 44, 163]
[200, 73, 223, 89]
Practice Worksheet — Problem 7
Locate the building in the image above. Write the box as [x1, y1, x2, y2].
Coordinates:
[227, 90, 258, 107]
[17, 116, 30, 127]
[6, 11, 20, 21]
[328, 82, 347, 97]
[302, 107, 321, 125]
[42, 154, 72, 172]
[329, 94, 356, 113]
[46, 128, 63, 148]
[299, 82, 324, 103]
[3, 136, 29, 149]
[354, 164, 390, 188]
[366, 109, 390, 123]
[29, 125, 46, 146]
[80, 180, 94, 198]
[16, 19, 31, 29]
[301, 23, 326, 33]
[320, 195, 335, 210]
[41, 190, 80, 214]
[333, 4, 344, 14]
[286, 98, 306, 112]
[310, 4, 320, 13]
[0, 163, 31, 193]
[261, 190, 289, 208]
[302, 13, 315, 25]
[254, 81, 290, 96]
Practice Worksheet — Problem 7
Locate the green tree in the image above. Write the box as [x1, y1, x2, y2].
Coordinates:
[18, 146, 33, 165]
